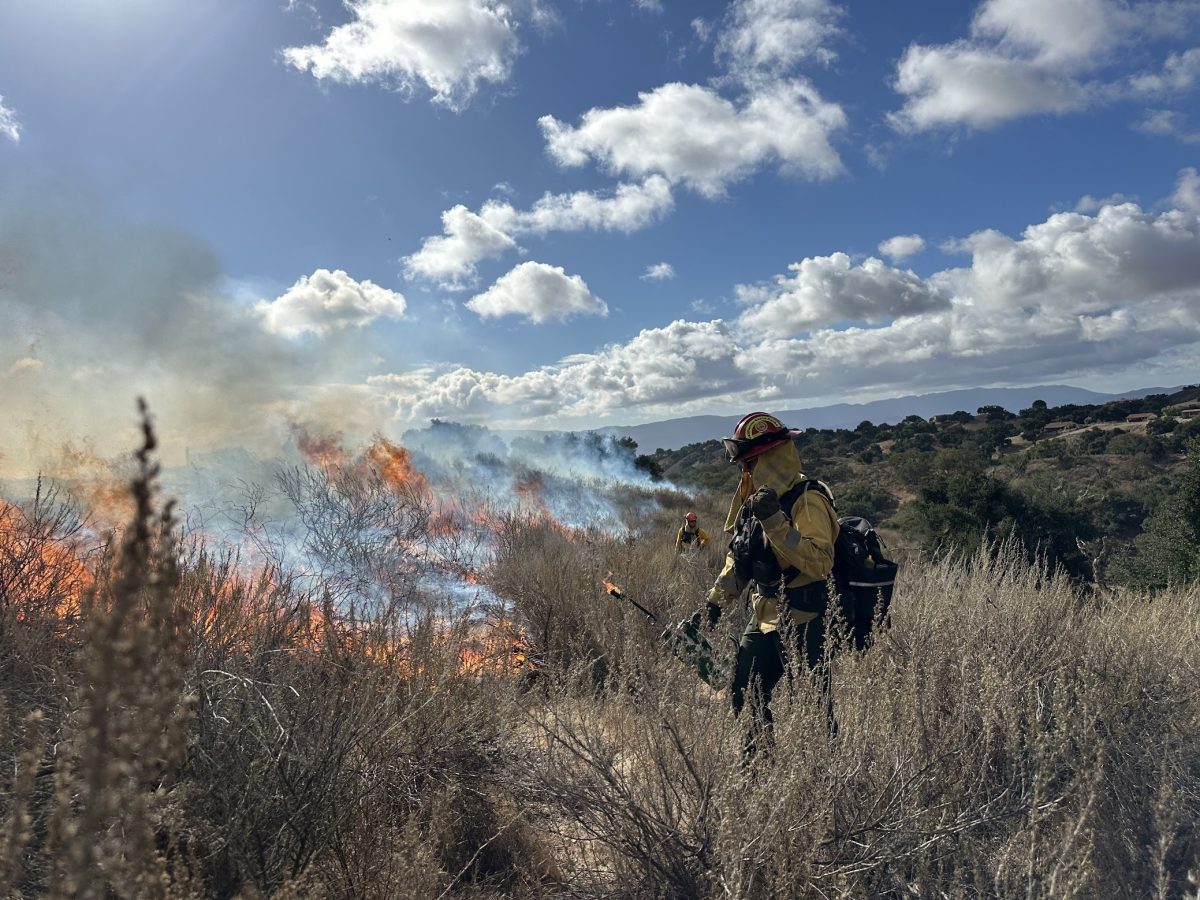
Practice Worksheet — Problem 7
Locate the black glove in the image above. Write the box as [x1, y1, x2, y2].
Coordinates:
[705, 601, 722, 628]
[747, 486, 781, 520]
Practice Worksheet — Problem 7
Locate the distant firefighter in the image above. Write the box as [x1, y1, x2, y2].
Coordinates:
[676, 511, 711, 552]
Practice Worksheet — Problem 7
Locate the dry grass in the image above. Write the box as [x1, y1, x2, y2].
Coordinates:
[1, 422, 1198, 899]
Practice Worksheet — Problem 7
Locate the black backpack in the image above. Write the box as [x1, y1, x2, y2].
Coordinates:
[730, 479, 899, 648]
[832, 515, 898, 650]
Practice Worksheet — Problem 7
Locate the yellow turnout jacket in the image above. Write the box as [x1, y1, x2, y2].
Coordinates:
[676, 523, 711, 551]
[707, 440, 839, 632]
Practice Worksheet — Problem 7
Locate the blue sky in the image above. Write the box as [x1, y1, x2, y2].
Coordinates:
[1, 0, 1199, 465]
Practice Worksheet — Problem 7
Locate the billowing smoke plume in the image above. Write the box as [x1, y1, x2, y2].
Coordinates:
[400, 419, 659, 531]
[0, 182, 391, 477]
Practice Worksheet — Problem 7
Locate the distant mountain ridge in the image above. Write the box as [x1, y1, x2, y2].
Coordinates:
[594, 385, 1180, 452]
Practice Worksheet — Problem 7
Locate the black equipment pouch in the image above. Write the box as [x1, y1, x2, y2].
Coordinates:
[729, 513, 775, 585]
[783, 579, 829, 615]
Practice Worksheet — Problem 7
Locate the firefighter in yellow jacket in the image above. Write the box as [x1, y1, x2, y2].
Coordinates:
[675, 512, 710, 552]
[703, 412, 839, 737]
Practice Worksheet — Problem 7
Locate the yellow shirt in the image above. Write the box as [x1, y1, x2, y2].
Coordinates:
[676, 524, 711, 551]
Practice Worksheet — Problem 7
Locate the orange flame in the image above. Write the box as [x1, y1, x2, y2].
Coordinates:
[3, 430, 558, 681]
[295, 426, 351, 472]
[455, 616, 535, 676]
[514, 472, 555, 522]
[0, 499, 95, 620]
[602, 571, 623, 598]
[365, 439, 429, 497]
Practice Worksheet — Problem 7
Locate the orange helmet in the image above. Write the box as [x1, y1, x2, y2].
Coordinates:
[685, 511, 697, 523]
[722, 412, 800, 463]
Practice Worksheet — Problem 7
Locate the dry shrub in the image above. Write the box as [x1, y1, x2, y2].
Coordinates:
[167, 464, 546, 897]
[510, 657, 736, 899]
[0, 481, 93, 730]
[0, 416, 544, 899]
[487, 505, 728, 689]
[178, 602, 538, 899]
[496, 524, 1200, 899]
[2, 421, 1199, 899]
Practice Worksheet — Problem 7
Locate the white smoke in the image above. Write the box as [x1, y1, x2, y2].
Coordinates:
[0, 182, 392, 476]
[401, 420, 660, 531]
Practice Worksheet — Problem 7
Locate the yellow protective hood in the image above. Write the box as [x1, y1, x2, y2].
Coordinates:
[721, 439, 804, 533]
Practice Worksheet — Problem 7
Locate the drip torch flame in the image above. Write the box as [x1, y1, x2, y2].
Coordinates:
[603, 571, 623, 598]
[601, 571, 658, 622]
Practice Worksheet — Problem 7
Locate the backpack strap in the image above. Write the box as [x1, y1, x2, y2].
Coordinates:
[776, 478, 835, 585]
[778, 478, 836, 521]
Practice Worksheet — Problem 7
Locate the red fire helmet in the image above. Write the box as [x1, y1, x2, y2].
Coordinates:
[722, 412, 801, 463]
[685, 511, 697, 522]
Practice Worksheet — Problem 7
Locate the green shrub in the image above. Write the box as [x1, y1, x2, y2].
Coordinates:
[833, 482, 898, 523]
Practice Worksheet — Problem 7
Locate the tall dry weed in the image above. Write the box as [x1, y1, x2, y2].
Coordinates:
[38, 405, 197, 898]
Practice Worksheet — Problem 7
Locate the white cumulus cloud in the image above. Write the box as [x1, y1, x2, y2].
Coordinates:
[256, 268, 407, 337]
[370, 366, 567, 419]
[642, 262, 676, 281]
[890, 43, 1093, 131]
[716, 0, 844, 76]
[466, 261, 607, 323]
[540, 79, 845, 197]
[1136, 108, 1200, 142]
[403, 3, 849, 293]
[0, 95, 20, 143]
[281, 0, 521, 111]
[973, 0, 1131, 65]
[372, 319, 747, 423]
[404, 177, 673, 289]
[552, 319, 745, 412]
[735, 196, 1200, 398]
[890, 0, 1198, 131]
[1130, 47, 1200, 94]
[1073, 192, 1135, 212]
[878, 234, 926, 262]
[951, 200, 1200, 314]
[374, 175, 1200, 427]
[402, 204, 519, 290]
[516, 175, 675, 234]
[1171, 166, 1200, 212]
[737, 253, 951, 334]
